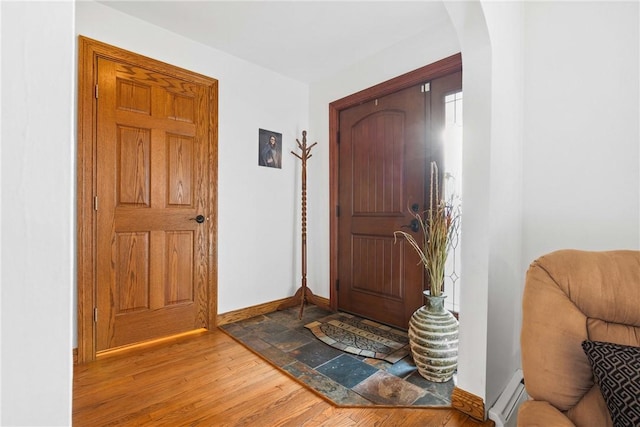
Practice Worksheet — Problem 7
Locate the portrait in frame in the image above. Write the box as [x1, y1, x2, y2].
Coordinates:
[258, 128, 282, 169]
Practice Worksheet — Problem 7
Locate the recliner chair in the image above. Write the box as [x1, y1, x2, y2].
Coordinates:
[518, 249, 640, 426]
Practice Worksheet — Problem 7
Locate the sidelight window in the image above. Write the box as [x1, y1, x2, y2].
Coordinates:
[442, 91, 463, 313]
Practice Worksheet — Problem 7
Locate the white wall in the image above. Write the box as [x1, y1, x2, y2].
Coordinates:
[444, 0, 494, 404]
[523, 1, 640, 261]
[75, 1, 310, 323]
[1, 4, 3, 421]
[1, 2, 75, 425]
[483, 1, 526, 411]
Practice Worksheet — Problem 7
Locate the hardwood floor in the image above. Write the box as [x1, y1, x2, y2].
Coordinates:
[73, 329, 493, 426]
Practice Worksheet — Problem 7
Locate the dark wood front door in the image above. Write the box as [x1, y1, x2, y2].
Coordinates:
[337, 84, 429, 328]
[334, 64, 461, 329]
[78, 37, 218, 360]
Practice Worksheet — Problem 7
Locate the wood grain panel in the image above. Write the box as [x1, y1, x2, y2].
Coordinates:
[352, 112, 404, 215]
[118, 126, 150, 206]
[115, 62, 203, 96]
[167, 134, 193, 206]
[116, 78, 151, 114]
[115, 110, 194, 135]
[352, 235, 402, 298]
[116, 232, 150, 313]
[166, 92, 195, 123]
[165, 231, 194, 305]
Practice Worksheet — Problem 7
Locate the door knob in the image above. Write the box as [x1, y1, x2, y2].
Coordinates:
[191, 215, 205, 224]
[401, 218, 420, 233]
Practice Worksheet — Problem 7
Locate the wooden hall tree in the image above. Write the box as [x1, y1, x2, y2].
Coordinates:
[279, 131, 330, 318]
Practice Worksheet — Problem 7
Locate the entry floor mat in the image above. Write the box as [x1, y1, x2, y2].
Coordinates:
[305, 312, 410, 363]
[220, 305, 454, 407]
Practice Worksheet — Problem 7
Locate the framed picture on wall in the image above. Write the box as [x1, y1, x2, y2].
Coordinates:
[258, 128, 282, 169]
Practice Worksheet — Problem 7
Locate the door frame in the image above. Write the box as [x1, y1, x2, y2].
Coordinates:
[328, 53, 461, 311]
[77, 36, 218, 363]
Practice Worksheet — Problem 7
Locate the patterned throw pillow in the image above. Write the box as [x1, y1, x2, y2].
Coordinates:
[581, 340, 640, 427]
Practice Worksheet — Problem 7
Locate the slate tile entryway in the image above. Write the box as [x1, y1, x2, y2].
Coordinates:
[220, 305, 454, 407]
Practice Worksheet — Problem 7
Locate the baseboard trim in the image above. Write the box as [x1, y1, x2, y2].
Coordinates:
[451, 386, 485, 421]
[216, 295, 331, 326]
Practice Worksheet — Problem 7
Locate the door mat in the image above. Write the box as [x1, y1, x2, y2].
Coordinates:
[305, 312, 410, 363]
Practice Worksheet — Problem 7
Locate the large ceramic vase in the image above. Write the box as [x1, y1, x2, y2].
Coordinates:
[408, 292, 459, 382]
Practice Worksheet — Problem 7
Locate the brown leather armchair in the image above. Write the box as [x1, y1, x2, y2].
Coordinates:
[518, 249, 640, 427]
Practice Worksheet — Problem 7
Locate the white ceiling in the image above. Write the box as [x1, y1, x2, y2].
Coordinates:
[98, 1, 452, 83]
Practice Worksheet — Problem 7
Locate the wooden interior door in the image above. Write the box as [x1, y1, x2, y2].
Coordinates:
[94, 56, 211, 352]
[336, 70, 462, 329]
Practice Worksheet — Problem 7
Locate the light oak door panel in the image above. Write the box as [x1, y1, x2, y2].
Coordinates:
[96, 57, 209, 351]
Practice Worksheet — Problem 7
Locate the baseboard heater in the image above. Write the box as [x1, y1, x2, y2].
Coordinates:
[489, 369, 529, 427]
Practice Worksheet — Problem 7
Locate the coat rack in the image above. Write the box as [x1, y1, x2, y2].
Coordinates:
[279, 131, 330, 318]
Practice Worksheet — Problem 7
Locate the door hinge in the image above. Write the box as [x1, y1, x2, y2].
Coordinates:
[93, 307, 98, 323]
[421, 82, 431, 93]
[336, 131, 340, 144]
[93, 196, 98, 211]
[335, 279, 340, 291]
[95, 84, 99, 99]
[336, 205, 340, 217]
